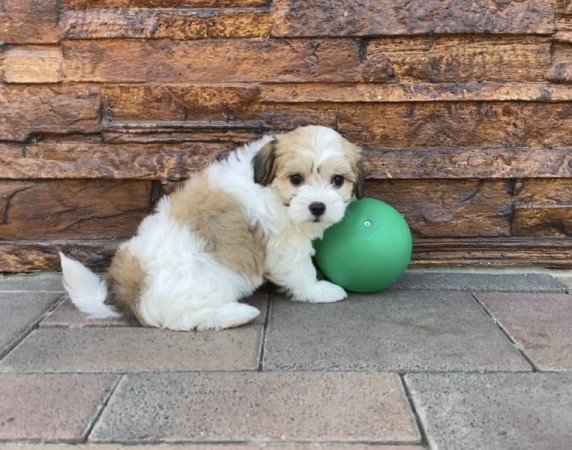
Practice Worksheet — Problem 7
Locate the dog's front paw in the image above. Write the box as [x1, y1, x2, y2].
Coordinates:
[306, 280, 347, 303]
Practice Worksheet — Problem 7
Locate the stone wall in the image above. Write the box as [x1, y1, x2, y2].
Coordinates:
[0, 0, 570, 270]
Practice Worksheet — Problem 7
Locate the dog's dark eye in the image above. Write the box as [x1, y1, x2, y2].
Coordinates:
[290, 174, 303, 186]
[331, 175, 345, 187]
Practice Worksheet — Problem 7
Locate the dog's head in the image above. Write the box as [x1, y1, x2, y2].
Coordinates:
[253, 126, 364, 226]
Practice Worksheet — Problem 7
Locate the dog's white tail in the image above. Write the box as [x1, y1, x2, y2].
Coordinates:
[59, 252, 121, 319]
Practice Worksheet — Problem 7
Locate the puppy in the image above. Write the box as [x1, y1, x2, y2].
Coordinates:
[60, 125, 364, 331]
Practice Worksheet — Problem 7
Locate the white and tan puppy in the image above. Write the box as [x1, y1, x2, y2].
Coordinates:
[60, 125, 364, 331]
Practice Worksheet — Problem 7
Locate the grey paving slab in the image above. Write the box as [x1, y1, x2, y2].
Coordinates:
[0, 373, 117, 441]
[90, 372, 420, 444]
[405, 372, 572, 450]
[0, 291, 61, 357]
[555, 275, 572, 293]
[392, 270, 566, 292]
[41, 292, 267, 328]
[264, 291, 530, 371]
[477, 292, 572, 371]
[0, 272, 64, 292]
[0, 305, 266, 373]
[40, 299, 142, 327]
[2, 445, 422, 450]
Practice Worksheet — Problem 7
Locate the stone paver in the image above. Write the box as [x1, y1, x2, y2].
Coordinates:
[476, 292, 572, 371]
[90, 372, 420, 444]
[405, 372, 572, 450]
[264, 291, 530, 371]
[2, 445, 422, 450]
[1, 270, 571, 448]
[40, 299, 139, 327]
[0, 325, 263, 373]
[555, 275, 572, 293]
[393, 270, 566, 292]
[0, 272, 64, 292]
[0, 373, 117, 441]
[0, 292, 61, 357]
[41, 293, 267, 328]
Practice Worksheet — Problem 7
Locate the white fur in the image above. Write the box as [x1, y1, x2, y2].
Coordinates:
[60, 126, 356, 330]
[58, 252, 120, 318]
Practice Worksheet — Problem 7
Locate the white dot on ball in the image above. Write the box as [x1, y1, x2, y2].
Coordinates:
[364, 220, 372, 227]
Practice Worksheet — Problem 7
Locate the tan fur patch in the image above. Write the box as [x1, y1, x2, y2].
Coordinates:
[106, 248, 148, 325]
[169, 174, 266, 278]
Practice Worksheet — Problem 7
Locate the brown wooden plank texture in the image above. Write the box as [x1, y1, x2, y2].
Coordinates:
[0, 1, 569, 270]
[338, 103, 572, 148]
[1, 46, 63, 83]
[63, 9, 271, 39]
[0, 181, 151, 240]
[64, 0, 269, 7]
[0, 86, 101, 141]
[271, 0, 555, 36]
[63, 39, 380, 83]
[2, 237, 571, 272]
[0, 0, 61, 43]
[2, 143, 570, 181]
[260, 83, 571, 103]
[513, 205, 572, 237]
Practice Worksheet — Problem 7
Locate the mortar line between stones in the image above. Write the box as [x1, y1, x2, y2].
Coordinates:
[83, 374, 125, 443]
[0, 368, 548, 376]
[77, 437, 425, 446]
[399, 373, 430, 449]
[257, 291, 272, 372]
[0, 294, 66, 361]
[470, 292, 539, 372]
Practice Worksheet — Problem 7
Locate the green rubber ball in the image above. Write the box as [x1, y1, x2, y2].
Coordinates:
[314, 197, 413, 293]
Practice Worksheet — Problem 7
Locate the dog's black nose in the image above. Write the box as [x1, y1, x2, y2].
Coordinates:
[309, 202, 326, 217]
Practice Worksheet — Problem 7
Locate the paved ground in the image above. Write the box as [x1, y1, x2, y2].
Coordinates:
[0, 269, 571, 449]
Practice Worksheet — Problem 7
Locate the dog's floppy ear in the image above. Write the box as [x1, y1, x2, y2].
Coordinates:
[353, 158, 365, 199]
[253, 139, 278, 186]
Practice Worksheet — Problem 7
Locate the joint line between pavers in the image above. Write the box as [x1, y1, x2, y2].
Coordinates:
[0, 294, 66, 361]
[470, 292, 539, 372]
[83, 374, 125, 443]
[88, 437, 425, 446]
[399, 373, 429, 448]
[257, 291, 272, 372]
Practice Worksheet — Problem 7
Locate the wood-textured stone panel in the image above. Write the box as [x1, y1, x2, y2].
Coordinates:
[4, 237, 571, 272]
[0, 0, 61, 43]
[338, 103, 572, 148]
[102, 85, 261, 120]
[413, 238, 572, 267]
[0, 86, 101, 141]
[0, 181, 151, 240]
[513, 179, 572, 204]
[366, 180, 513, 238]
[102, 106, 338, 142]
[366, 37, 551, 83]
[555, 16, 572, 42]
[260, 83, 571, 103]
[512, 204, 572, 237]
[363, 147, 572, 180]
[0, 142, 224, 180]
[63, 9, 271, 40]
[2, 142, 569, 181]
[547, 45, 572, 82]
[0, 240, 118, 273]
[272, 0, 555, 37]
[2, 46, 63, 83]
[64, 0, 269, 7]
[102, 120, 265, 144]
[63, 39, 380, 83]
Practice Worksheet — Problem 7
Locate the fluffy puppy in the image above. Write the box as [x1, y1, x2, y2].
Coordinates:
[60, 125, 363, 331]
